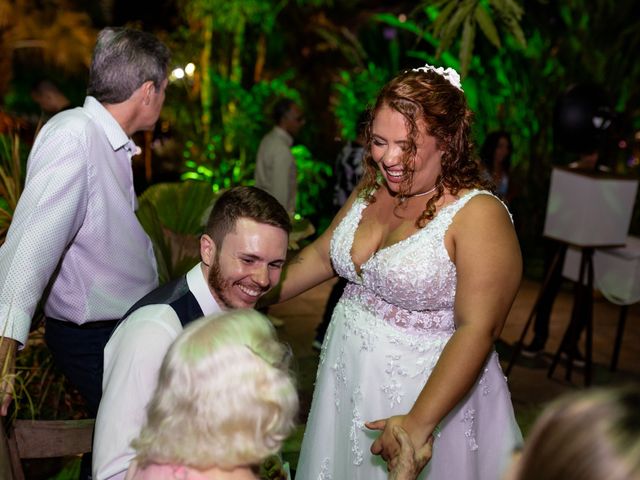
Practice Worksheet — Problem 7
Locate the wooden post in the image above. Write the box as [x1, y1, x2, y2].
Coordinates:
[0, 421, 16, 480]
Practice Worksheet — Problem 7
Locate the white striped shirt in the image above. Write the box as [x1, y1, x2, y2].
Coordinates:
[0, 96, 158, 346]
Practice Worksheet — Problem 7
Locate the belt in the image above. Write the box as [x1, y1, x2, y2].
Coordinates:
[46, 317, 119, 330]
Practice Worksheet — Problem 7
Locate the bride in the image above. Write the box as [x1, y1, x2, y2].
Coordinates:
[279, 64, 522, 479]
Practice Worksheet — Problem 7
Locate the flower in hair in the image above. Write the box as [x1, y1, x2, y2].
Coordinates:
[411, 64, 463, 92]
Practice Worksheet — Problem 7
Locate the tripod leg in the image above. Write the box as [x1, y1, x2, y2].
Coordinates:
[584, 249, 594, 387]
[610, 305, 628, 372]
[549, 247, 588, 381]
[507, 244, 567, 376]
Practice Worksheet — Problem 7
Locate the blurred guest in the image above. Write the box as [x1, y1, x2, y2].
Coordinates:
[30, 79, 71, 123]
[333, 110, 368, 208]
[313, 110, 368, 350]
[507, 386, 640, 480]
[254, 98, 305, 214]
[125, 309, 298, 480]
[479, 130, 513, 201]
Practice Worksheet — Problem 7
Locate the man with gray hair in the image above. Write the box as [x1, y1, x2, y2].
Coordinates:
[0, 27, 170, 423]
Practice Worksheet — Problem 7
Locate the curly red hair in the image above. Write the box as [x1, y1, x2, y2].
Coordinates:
[359, 69, 492, 227]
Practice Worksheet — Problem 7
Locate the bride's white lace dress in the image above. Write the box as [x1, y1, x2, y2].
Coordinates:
[295, 190, 522, 480]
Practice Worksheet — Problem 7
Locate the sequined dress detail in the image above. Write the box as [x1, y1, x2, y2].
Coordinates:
[295, 190, 522, 480]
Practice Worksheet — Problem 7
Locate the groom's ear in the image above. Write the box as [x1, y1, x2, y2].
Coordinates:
[200, 234, 217, 267]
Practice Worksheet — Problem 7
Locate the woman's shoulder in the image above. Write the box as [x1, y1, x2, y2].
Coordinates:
[449, 189, 512, 229]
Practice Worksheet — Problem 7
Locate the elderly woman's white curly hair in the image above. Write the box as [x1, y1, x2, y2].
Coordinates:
[130, 309, 298, 470]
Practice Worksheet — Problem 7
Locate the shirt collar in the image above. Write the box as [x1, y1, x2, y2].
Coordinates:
[273, 126, 294, 147]
[186, 262, 222, 316]
[83, 96, 132, 152]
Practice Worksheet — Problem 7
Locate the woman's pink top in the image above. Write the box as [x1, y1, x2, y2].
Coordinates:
[128, 464, 212, 480]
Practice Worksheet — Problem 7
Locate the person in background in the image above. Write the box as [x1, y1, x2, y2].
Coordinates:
[506, 386, 640, 480]
[30, 79, 72, 124]
[254, 98, 306, 214]
[313, 110, 369, 350]
[479, 130, 513, 202]
[275, 64, 522, 479]
[333, 110, 369, 208]
[94, 186, 291, 480]
[124, 309, 298, 480]
[0, 27, 170, 418]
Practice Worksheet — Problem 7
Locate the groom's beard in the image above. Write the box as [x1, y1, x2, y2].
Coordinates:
[207, 259, 235, 310]
[207, 256, 267, 309]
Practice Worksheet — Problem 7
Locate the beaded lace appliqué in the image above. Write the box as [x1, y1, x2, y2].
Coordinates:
[318, 458, 331, 480]
[332, 348, 347, 412]
[382, 353, 408, 407]
[350, 387, 365, 465]
[462, 408, 479, 451]
[478, 366, 491, 397]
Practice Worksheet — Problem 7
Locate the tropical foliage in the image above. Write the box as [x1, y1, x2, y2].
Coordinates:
[12, 327, 86, 420]
[420, 0, 526, 77]
[0, 133, 26, 245]
[370, 0, 640, 257]
[0, 0, 96, 102]
[168, 71, 301, 189]
[136, 181, 219, 284]
[332, 62, 389, 140]
[158, 0, 340, 221]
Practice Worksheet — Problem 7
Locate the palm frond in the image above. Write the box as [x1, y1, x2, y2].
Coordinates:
[475, 3, 501, 48]
[459, 16, 476, 76]
[437, 0, 477, 57]
[416, 0, 526, 76]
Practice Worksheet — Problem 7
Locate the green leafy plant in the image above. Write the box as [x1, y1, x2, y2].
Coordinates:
[174, 71, 301, 189]
[390, 0, 527, 77]
[136, 181, 220, 284]
[332, 62, 389, 141]
[0, 132, 26, 245]
[13, 327, 87, 420]
[292, 145, 332, 220]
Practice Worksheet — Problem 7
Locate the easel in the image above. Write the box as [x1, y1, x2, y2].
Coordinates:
[505, 241, 597, 386]
[547, 244, 595, 385]
[506, 166, 638, 386]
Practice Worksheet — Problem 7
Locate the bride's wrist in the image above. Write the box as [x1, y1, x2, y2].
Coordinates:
[405, 411, 437, 441]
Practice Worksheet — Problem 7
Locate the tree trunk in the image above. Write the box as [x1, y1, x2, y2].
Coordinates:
[200, 15, 214, 143]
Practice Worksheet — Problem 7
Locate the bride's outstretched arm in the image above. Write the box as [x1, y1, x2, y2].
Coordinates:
[369, 194, 522, 460]
[274, 187, 364, 303]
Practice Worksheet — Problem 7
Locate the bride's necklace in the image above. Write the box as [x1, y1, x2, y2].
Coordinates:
[399, 183, 439, 203]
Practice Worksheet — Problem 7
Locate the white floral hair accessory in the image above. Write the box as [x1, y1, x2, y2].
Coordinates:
[411, 64, 463, 92]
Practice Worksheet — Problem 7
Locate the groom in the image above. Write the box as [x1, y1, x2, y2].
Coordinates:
[93, 186, 291, 480]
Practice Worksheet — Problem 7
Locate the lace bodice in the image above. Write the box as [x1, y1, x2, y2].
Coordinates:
[330, 190, 494, 334]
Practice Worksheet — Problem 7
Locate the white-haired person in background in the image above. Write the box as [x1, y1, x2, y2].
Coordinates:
[124, 309, 298, 480]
